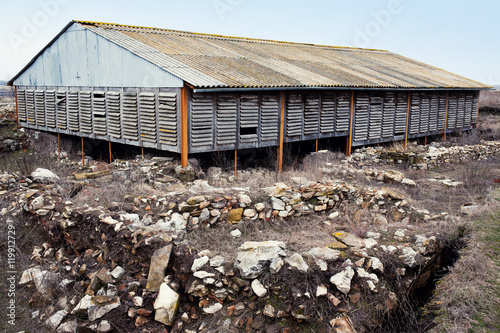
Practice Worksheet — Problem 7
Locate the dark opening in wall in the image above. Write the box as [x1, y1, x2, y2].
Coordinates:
[240, 127, 257, 136]
[93, 93, 105, 99]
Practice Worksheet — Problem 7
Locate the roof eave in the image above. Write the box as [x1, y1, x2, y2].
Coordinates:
[192, 85, 493, 93]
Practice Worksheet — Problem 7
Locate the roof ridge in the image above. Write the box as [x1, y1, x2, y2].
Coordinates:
[74, 20, 388, 52]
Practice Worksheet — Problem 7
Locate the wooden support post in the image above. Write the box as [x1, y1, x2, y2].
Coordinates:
[14, 86, 19, 127]
[57, 133, 61, 158]
[404, 92, 411, 149]
[234, 150, 237, 177]
[315, 139, 318, 152]
[181, 86, 189, 168]
[443, 92, 449, 142]
[278, 91, 285, 172]
[109, 141, 112, 164]
[424, 136, 427, 146]
[81, 137, 85, 167]
[346, 91, 355, 156]
[141, 146, 144, 157]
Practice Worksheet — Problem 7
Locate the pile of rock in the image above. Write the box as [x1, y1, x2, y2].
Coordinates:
[351, 140, 500, 169]
[0, 149, 471, 332]
[0, 124, 28, 152]
[16, 226, 442, 332]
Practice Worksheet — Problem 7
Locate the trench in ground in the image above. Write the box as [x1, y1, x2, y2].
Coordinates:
[376, 232, 467, 333]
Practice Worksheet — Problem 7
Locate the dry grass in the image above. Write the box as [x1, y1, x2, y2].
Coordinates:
[477, 114, 500, 141]
[183, 213, 338, 261]
[480, 90, 500, 115]
[70, 173, 165, 209]
[396, 157, 500, 216]
[215, 150, 345, 193]
[479, 90, 500, 107]
[429, 189, 500, 332]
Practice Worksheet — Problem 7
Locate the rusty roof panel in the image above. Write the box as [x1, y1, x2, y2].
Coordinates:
[75, 21, 490, 89]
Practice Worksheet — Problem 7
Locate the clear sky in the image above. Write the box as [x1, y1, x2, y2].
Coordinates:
[1, 0, 498, 85]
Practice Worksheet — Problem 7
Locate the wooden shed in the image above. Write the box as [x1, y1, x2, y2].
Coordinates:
[8, 21, 491, 169]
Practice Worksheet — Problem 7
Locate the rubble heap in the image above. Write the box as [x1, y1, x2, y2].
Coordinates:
[0, 161, 458, 332]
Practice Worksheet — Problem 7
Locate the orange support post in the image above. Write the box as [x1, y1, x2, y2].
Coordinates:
[346, 91, 355, 156]
[443, 92, 449, 142]
[404, 92, 411, 149]
[14, 86, 19, 126]
[109, 141, 112, 164]
[234, 150, 238, 177]
[181, 86, 189, 168]
[278, 91, 285, 172]
[141, 146, 144, 157]
[424, 136, 427, 146]
[315, 139, 318, 152]
[81, 137, 85, 167]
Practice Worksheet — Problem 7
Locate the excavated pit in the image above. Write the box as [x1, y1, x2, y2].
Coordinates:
[376, 232, 467, 333]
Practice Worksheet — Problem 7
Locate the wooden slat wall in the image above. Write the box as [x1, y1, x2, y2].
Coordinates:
[216, 94, 238, 146]
[14, 87, 482, 154]
[428, 93, 439, 132]
[56, 91, 67, 130]
[394, 92, 408, 135]
[285, 92, 303, 139]
[320, 92, 335, 134]
[285, 90, 351, 142]
[122, 92, 139, 141]
[190, 92, 280, 152]
[35, 90, 46, 127]
[353, 92, 369, 142]
[158, 92, 178, 147]
[45, 90, 56, 129]
[419, 93, 430, 133]
[79, 91, 92, 134]
[26, 90, 35, 125]
[17, 90, 27, 122]
[139, 92, 157, 143]
[409, 93, 420, 135]
[93, 92, 107, 136]
[239, 94, 259, 145]
[447, 93, 458, 130]
[107, 92, 121, 138]
[190, 93, 214, 149]
[67, 91, 79, 132]
[464, 93, 473, 127]
[437, 92, 447, 131]
[304, 92, 320, 136]
[260, 93, 279, 144]
[382, 92, 396, 138]
[472, 91, 479, 125]
[368, 94, 383, 140]
[15, 87, 180, 152]
[335, 91, 351, 132]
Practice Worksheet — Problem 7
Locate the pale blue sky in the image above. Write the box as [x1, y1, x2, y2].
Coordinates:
[1, 0, 498, 85]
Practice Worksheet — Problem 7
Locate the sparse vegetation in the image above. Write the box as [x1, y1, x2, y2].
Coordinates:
[429, 189, 500, 332]
[479, 89, 500, 114]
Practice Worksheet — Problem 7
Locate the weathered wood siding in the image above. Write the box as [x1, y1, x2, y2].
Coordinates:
[16, 86, 181, 152]
[189, 92, 280, 153]
[16, 86, 480, 154]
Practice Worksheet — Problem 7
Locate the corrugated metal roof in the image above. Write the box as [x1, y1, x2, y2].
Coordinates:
[9, 20, 491, 89]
